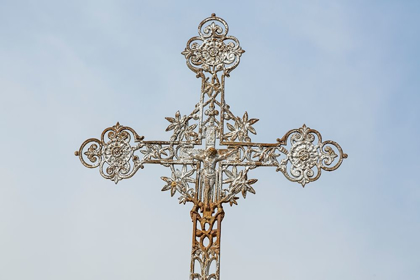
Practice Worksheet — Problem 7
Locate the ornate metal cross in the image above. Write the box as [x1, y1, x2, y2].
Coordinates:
[75, 14, 347, 280]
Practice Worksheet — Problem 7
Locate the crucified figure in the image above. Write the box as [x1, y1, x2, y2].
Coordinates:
[189, 147, 237, 206]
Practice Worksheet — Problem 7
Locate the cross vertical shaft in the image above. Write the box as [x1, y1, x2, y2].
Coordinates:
[75, 14, 347, 280]
[190, 204, 224, 279]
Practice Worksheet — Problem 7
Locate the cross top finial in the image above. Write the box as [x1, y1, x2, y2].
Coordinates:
[181, 15, 245, 75]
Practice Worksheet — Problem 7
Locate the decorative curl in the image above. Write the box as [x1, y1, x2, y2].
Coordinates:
[182, 14, 245, 75]
[276, 124, 347, 187]
[76, 138, 103, 168]
[75, 122, 144, 183]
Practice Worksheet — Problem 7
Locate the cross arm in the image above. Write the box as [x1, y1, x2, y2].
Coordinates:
[210, 124, 348, 207]
[74, 122, 198, 184]
[218, 103, 346, 186]
[220, 124, 347, 188]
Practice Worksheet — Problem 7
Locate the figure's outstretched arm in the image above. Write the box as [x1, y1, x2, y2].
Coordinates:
[218, 148, 238, 161]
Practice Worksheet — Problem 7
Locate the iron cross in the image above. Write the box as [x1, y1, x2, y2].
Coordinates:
[75, 14, 347, 280]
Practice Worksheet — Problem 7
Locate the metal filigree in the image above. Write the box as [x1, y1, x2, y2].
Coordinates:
[190, 204, 223, 280]
[276, 124, 347, 186]
[75, 122, 144, 183]
[182, 13, 245, 76]
[223, 111, 258, 142]
[161, 165, 197, 204]
[75, 14, 347, 280]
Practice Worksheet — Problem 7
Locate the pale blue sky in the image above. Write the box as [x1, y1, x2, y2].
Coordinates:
[1, 1, 419, 279]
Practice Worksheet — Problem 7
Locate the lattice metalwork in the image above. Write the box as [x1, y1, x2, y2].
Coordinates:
[75, 13, 347, 280]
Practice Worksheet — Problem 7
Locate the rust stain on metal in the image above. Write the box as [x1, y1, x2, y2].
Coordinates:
[75, 14, 347, 280]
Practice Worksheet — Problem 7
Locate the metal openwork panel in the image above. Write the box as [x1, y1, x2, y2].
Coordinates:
[75, 14, 347, 280]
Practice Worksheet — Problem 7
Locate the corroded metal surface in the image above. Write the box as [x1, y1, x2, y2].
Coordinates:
[75, 13, 347, 280]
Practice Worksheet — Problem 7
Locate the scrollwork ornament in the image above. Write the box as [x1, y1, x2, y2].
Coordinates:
[320, 140, 347, 171]
[252, 146, 282, 166]
[277, 124, 347, 187]
[75, 122, 145, 183]
[76, 15, 347, 280]
[182, 13, 245, 75]
[76, 138, 103, 168]
[140, 144, 175, 162]
[99, 123, 143, 183]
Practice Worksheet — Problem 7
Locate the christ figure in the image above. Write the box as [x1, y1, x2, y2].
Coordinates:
[189, 147, 237, 206]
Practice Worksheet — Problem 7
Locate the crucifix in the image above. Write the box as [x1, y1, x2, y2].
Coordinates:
[75, 14, 347, 280]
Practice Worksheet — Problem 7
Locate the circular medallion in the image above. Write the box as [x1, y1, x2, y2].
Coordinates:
[103, 140, 133, 168]
[290, 142, 318, 169]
